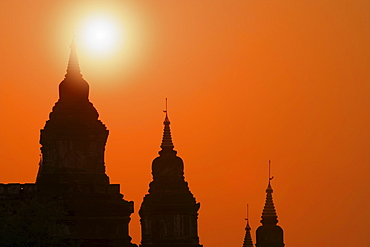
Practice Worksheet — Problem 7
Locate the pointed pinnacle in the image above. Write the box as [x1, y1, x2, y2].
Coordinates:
[243, 219, 253, 247]
[65, 41, 82, 78]
[160, 113, 175, 150]
[261, 181, 278, 225]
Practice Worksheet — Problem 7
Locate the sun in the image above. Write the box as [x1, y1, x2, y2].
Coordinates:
[56, 4, 146, 83]
[76, 14, 124, 57]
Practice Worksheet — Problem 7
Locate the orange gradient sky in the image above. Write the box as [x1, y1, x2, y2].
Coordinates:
[0, 1, 369, 246]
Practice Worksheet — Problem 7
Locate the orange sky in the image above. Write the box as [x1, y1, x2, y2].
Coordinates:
[1, 1, 369, 246]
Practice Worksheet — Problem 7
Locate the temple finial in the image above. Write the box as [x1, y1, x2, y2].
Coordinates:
[159, 98, 176, 155]
[269, 160, 274, 181]
[245, 204, 251, 230]
[65, 39, 82, 78]
[163, 98, 169, 122]
[165, 98, 168, 113]
[261, 161, 278, 225]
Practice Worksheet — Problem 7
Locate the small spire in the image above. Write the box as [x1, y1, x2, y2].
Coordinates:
[243, 204, 254, 247]
[246, 204, 251, 231]
[261, 161, 278, 225]
[247, 203, 249, 220]
[159, 98, 176, 155]
[65, 40, 82, 78]
[164, 98, 169, 122]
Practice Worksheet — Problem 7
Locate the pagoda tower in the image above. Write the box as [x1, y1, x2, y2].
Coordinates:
[139, 110, 202, 247]
[36, 43, 136, 247]
[242, 205, 254, 247]
[255, 171, 285, 247]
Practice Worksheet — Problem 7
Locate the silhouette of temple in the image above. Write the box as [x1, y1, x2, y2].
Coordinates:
[139, 110, 202, 247]
[0, 46, 285, 247]
[36, 43, 137, 246]
[255, 179, 285, 247]
[0, 44, 136, 247]
[242, 178, 285, 247]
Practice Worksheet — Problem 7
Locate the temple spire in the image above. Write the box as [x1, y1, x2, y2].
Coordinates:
[65, 40, 82, 78]
[256, 161, 284, 247]
[261, 160, 278, 225]
[243, 204, 254, 247]
[159, 98, 176, 155]
[58, 41, 89, 101]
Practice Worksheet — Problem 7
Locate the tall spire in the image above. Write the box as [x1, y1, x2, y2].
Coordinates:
[256, 161, 284, 247]
[65, 40, 82, 78]
[159, 98, 176, 155]
[58, 41, 89, 101]
[243, 204, 254, 247]
[261, 160, 278, 225]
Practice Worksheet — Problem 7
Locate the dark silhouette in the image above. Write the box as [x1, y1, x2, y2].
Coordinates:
[255, 163, 285, 247]
[139, 109, 203, 247]
[242, 204, 254, 247]
[0, 46, 287, 247]
[37, 42, 136, 247]
[0, 43, 136, 247]
[0, 196, 81, 246]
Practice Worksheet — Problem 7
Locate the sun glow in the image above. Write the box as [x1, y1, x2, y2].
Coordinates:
[50, 2, 147, 85]
[77, 15, 124, 57]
